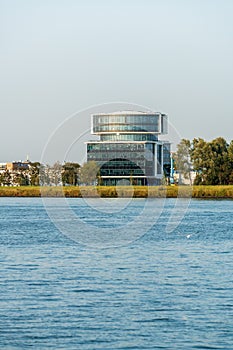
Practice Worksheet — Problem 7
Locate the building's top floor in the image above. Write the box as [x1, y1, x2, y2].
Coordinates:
[92, 111, 168, 135]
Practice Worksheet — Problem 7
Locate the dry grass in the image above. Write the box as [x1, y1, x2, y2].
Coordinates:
[0, 185, 233, 198]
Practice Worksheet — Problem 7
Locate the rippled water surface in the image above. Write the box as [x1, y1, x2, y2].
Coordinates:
[0, 197, 233, 349]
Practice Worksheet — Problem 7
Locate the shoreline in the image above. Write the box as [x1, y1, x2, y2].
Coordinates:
[0, 185, 233, 198]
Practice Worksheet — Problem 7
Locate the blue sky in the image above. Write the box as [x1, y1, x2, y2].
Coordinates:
[1, 0, 233, 163]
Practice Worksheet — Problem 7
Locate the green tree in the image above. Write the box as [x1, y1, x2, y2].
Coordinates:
[0, 170, 12, 186]
[228, 140, 233, 162]
[50, 162, 63, 186]
[227, 140, 233, 184]
[39, 163, 62, 186]
[173, 139, 192, 184]
[62, 162, 80, 186]
[29, 162, 41, 186]
[39, 164, 50, 186]
[79, 161, 100, 185]
[209, 137, 230, 185]
[191, 138, 211, 184]
[13, 172, 29, 186]
[191, 137, 231, 185]
[228, 140, 233, 185]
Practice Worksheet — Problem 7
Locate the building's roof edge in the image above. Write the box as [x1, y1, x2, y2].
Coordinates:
[92, 110, 166, 116]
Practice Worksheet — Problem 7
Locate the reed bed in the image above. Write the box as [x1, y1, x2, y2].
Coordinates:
[0, 185, 233, 198]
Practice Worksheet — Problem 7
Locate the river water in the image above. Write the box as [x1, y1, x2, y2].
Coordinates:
[0, 198, 233, 349]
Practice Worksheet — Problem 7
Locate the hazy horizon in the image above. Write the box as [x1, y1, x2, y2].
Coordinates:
[1, 0, 233, 163]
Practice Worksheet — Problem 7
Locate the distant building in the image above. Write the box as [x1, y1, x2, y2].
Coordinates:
[86, 111, 171, 185]
[6, 161, 29, 171]
[0, 161, 31, 186]
[173, 170, 196, 185]
[0, 163, 6, 173]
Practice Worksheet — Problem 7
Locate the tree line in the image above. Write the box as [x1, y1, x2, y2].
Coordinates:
[174, 137, 233, 185]
[0, 161, 99, 186]
[1, 137, 233, 187]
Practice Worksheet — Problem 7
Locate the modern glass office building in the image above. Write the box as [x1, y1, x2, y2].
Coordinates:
[86, 111, 171, 185]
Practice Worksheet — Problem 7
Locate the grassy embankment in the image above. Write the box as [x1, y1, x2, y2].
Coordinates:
[0, 185, 233, 198]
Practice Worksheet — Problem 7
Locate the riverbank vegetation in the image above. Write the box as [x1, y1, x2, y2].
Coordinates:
[174, 137, 233, 185]
[1, 185, 233, 198]
[1, 137, 232, 188]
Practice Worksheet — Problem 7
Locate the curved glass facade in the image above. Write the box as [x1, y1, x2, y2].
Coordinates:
[100, 133, 158, 142]
[93, 113, 167, 134]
